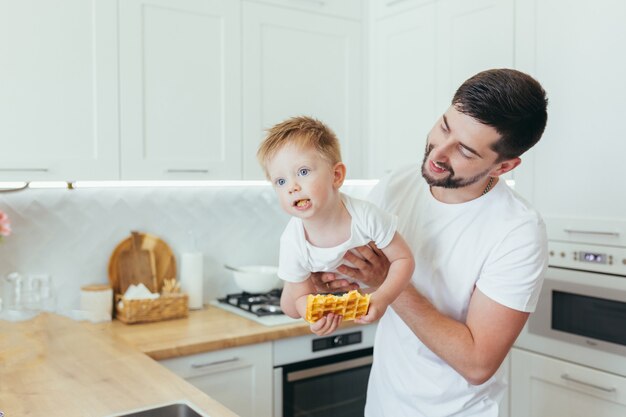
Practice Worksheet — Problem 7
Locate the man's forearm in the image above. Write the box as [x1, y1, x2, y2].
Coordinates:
[392, 285, 501, 385]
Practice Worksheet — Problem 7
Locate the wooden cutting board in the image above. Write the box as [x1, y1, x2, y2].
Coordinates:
[117, 231, 157, 294]
[108, 232, 176, 296]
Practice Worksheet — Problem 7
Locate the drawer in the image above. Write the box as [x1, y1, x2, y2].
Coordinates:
[159, 342, 272, 379]
[512, 349, 626, 408]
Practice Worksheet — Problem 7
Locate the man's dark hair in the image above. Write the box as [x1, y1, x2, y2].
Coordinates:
[452, 68, 548, 162]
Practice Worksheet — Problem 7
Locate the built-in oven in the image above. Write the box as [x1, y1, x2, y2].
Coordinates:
[516, 240, 626, 377]
[273, 324, 376, 417]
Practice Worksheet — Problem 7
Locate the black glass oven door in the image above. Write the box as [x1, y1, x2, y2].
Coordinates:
[552, 290, 626, 346]
[281, 348, 373, 417]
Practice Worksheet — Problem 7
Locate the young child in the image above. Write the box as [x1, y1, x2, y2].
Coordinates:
[257, 116, 415, 333]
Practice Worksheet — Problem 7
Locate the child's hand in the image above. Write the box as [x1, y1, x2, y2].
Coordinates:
[309, 313, 342, 336]
[355, 295, 389, 324]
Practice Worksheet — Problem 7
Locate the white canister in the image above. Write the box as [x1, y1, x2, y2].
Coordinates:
[180, 252, 204, 309]
[80, 284, 113, 323]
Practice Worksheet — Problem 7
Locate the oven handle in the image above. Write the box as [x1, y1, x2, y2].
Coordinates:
[561, 373, 617, 393]
[286, 355, 373, 382]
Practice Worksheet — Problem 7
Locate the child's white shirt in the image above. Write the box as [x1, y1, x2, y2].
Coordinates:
[277, 193, 398, 283]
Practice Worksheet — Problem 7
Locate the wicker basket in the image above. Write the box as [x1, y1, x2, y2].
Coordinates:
[109, 232, 189, 324]
[115, 293, 188, 324]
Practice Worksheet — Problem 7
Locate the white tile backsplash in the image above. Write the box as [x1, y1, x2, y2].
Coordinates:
[0, 183, 373, 313]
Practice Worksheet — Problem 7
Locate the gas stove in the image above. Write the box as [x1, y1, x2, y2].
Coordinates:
[210, 289, 300, 326]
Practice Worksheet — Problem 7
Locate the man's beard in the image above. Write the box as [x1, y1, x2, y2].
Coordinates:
[420, 143, 490, 189]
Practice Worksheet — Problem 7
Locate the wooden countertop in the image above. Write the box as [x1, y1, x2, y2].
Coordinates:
[100, 305, 314, 360]
[0, 313, 239, 417]
[0, 305, 349, 416]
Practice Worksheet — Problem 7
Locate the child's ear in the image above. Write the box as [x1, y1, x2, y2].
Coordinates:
[332, 162, 347, 189]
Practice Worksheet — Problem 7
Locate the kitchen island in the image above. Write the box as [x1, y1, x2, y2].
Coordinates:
[0, 306, 318, 417]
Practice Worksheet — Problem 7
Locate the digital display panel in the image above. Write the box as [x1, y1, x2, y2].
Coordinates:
[579, 251, 607, 264]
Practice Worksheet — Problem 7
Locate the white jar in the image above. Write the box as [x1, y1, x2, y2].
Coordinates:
[80, 284, 113, 323]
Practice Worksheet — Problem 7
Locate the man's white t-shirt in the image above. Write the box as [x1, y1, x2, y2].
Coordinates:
[278, 193, 397, 283]
[365, 165, 548, 417]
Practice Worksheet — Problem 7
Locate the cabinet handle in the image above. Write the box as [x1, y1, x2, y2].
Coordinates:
[0, 168, 49, 172]
[560, 374, 617, 393]
[191, 357, 239, 369]
[166, 169, 209, 174]
[563, 228, 620, 237]
[0, 183, 29, 193]
[289, 0, 326, 6]
[386, 0, 412, 6]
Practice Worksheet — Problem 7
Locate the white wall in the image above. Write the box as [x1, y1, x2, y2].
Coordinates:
[0, 183, 373, 315]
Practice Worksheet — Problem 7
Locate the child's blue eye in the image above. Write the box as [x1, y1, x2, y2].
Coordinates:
[298, 168, 310, 176]
[275, 178, 286, 186]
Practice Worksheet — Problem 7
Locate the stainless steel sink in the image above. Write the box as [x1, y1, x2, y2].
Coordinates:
[110, 402, 206, 417]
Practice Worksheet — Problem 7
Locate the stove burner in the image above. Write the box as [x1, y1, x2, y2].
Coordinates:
[256, 304, 282, 314]
[218, 289, 284, 317]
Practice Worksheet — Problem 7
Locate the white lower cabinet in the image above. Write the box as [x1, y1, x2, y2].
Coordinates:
[511, 348, 626, 417]
[159, 342, 272, 417]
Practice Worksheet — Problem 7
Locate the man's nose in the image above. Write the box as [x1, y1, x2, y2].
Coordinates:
[429, 143, 451, 163]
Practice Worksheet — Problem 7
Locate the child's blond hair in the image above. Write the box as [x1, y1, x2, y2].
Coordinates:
[257, 116, 342, 179]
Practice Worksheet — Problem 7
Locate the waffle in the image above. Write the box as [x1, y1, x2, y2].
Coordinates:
[305, 290, 371, 323]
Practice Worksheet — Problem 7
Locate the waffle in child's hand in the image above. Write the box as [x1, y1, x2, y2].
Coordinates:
[305, 290, 371, 323]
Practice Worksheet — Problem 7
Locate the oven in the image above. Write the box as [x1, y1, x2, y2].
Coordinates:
[273, 324, 376, 417]
[515, 240, 626, 377]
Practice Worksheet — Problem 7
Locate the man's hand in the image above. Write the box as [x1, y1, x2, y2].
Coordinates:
[309, 242, 391, 292]
[310, 272, 359, 293]
[337, 242, 390, 289]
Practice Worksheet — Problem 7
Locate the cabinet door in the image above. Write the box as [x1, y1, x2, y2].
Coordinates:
[160, 343, 272, 417]
[368, 3, 436, 178]
[119, 0, 241, 180]
[0, 0, 119, 181]
[511, 348, 626, 417]
[514, 1, 626, 218]
[242, 1, 363, 179]
[435, 0, 515, 111]
[368, 0, 514, 179]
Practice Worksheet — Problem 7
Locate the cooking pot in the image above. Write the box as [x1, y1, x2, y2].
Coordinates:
[227, 265, 281, 293]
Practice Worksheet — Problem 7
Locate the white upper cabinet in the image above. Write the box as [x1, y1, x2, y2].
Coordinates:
[368, 0, 514, 178]
[242, 0, 363, 179]
[369, 3, 436, 178]
[0, 0, 119, 181]
[435, 0, 515, 111]
[514, 0, 626, 220]
[119, 0, 242, 180]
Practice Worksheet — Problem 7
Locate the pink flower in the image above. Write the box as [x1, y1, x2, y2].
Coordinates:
[0, 210, 11, 238]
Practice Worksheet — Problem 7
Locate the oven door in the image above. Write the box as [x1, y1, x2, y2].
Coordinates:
[274, 348, 373, 417]
[517, 266, 626, 375]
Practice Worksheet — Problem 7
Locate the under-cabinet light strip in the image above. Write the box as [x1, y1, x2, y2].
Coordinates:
[0, 179, 513, 190]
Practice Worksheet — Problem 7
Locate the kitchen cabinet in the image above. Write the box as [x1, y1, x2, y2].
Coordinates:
[159, 342, 273, 417]
[242, 0, 364, 179]
[510, 348, 626, 417]
[514, 0, 626, 219]
[0, 0, 119, 181]
[368, 0, 515, 178]
[119, 0, 242, 180]
[368, 2, 436, 178]
[2, 0, 363, 181]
